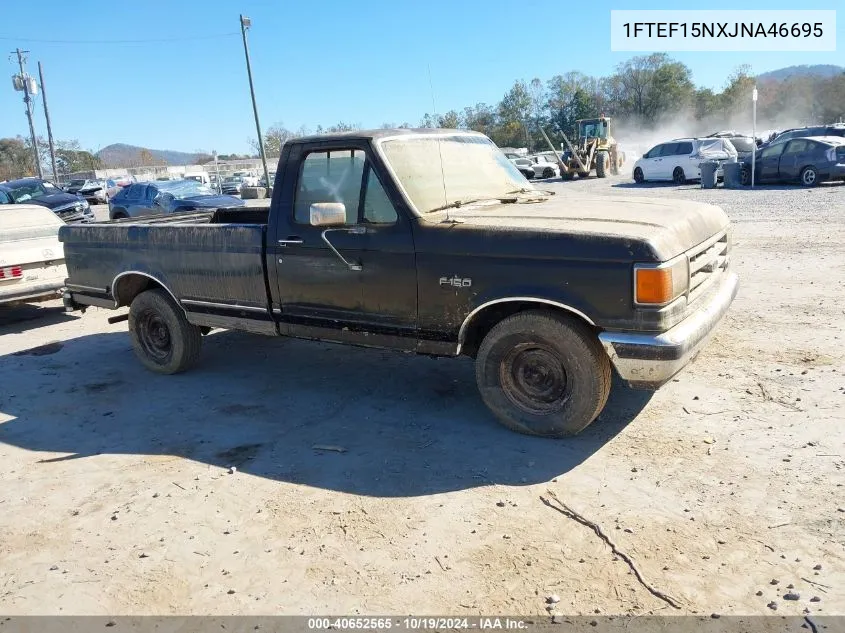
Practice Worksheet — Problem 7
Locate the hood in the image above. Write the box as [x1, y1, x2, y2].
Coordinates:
[29, 192, 85, 210]
[178, 194, 245, 207]
[421, 194, 729, 261]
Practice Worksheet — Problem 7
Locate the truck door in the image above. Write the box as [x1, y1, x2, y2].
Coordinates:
[272, 142, 417, 339]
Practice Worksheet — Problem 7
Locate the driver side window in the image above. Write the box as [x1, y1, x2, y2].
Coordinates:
[294, 150, 366, 225]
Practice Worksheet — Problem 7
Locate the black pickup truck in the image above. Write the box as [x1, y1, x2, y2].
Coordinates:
[59, 129, 738, 438]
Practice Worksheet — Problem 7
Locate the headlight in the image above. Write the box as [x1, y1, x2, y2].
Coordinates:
[634, 256, 689, 306]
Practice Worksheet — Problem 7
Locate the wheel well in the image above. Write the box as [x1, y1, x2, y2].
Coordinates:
[112, 274, 164, 308]
[460, 301, 595, 358]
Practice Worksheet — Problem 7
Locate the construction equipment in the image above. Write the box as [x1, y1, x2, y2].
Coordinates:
[549, 117, 625, 180]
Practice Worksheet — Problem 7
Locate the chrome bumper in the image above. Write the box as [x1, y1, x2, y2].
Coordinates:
[599, 272, 739, 389]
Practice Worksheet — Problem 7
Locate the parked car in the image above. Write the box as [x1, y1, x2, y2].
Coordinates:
[0, 203, 67, 304]
[65, 178, 109, 205]
[108, 180, 245, 219]
[0, 177, 94, 223]
[109, 175, 136, 188]
[509, 157, 535, 179]
[221, 176, 245, 194]
[184, 173, 211, 186]
[60, 128, 737, 439]
[717, 136, 756, 161]
[234, 171, 259, 187]
[530, 154, 560, 179]
[761, 124, 845, 149]
[633, 138, 738, 184]
[258, 172, 276, 188]
[740, 136, 845, 187]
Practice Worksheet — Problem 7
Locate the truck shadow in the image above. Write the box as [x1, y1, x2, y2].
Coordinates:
[0, 329, 653, 497]
[0, 301, 79, 332]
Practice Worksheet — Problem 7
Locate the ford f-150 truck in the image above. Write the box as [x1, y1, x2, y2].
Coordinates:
[59, 129, 738, 438]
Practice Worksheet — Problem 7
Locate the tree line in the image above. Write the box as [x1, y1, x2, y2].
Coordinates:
[257, 54, 843, 154]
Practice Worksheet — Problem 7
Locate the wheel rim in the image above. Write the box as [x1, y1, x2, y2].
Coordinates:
[136, 310, 172, 364]
[500, 343, 569, 415]
[674, 168, 684, 183]
[803, 169, 816, 185]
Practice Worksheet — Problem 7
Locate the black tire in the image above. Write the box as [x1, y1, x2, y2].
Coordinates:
[610, 151, 620, 176]
[128, 288, 202, 374]
[542, 167, 554, 179]
[673, 167, 686, 184]
[740, 166, 750, 186]
[800, 166, 818, 187]
[596, 152, 609, 178]
[475, 310, 611, 437]
[111, 208, 128, 220]
[633, 167, 644, 183]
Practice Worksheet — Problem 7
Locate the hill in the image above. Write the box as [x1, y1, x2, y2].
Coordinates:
[97, 143, 203, 167]
[757, 64, 843, 82]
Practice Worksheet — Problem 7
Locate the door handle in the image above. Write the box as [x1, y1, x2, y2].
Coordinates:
[278, 236, 304, 246]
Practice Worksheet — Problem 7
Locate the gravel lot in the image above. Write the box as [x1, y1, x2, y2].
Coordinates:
[1, 176, 843, 616]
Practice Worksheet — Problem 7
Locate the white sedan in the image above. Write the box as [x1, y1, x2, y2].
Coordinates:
[529, 154, 560, 179]
[509, 157, 536, 179]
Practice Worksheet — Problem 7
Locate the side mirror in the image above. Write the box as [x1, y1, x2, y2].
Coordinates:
[309, 202, 347, 227]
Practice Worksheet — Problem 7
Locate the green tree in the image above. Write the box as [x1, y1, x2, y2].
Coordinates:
[0, 136, 35, 179]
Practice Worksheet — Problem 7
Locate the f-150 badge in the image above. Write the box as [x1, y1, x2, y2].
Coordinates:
[440, 276, 472, 288]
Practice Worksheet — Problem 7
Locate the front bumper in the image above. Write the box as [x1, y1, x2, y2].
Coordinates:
[598, 272, 739, 389]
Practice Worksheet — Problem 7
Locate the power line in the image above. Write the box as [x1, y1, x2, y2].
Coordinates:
[0, 32, 239, 45]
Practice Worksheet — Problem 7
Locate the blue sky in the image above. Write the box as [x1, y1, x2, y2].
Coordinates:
[0, 0, 841, 154]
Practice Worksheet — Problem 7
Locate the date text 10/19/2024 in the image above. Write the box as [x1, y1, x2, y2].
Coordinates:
[307, 618, 528, 630]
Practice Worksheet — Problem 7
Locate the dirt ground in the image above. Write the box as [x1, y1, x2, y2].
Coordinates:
[0, 177, 843, 616]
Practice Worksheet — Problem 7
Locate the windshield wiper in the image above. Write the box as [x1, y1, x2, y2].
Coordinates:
[427, 196, 519, 213]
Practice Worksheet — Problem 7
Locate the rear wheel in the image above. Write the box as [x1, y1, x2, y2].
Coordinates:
[475, 310, 611, 437]
[542, 167, 554, 178]
[129, 288, 202, 374]
[673, 167, 686, 184]
[740, 166, 750, 186]
[596, 151, 609, 178]
[111, 208, 128, 220]
[800, 166, 818, 187]
[633, 167, 644, 183]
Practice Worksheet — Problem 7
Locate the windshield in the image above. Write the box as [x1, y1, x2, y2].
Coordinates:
[579, 119, 608, 139]
[7, 181, 51, 203]
[156, 180, 215, 197]
[224, 176, 242, 183]
[379, 134, 531, 214]
[69, 179, 86, 187]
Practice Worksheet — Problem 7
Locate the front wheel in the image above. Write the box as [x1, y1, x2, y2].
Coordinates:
[475, 311, 611, 437]
[800, 166, 818, 187]
[129, 288, 202, 374]
[596, 151, 608, 178]
[633, 167, 644, 183]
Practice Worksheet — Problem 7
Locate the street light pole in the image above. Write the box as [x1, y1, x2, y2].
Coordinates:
[13, 48, 43, 179]
[240, 15, 270, 191]
[751, 86, 758, 189]
[38, 61, 58, 183]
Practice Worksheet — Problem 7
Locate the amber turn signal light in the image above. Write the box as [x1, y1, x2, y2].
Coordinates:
[635, 268, 674, 305]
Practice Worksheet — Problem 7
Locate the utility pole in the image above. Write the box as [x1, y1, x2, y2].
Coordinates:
[38, 61, 58, 183]
[13, 49, 43, 178]
[240, 15, 270, 191]
[751, 86, 758, 189]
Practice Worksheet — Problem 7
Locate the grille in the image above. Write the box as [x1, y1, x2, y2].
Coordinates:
[687, 230, 729, 304]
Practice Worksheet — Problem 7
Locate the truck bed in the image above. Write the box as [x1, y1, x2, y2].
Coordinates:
[59, 208, 275, 332]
